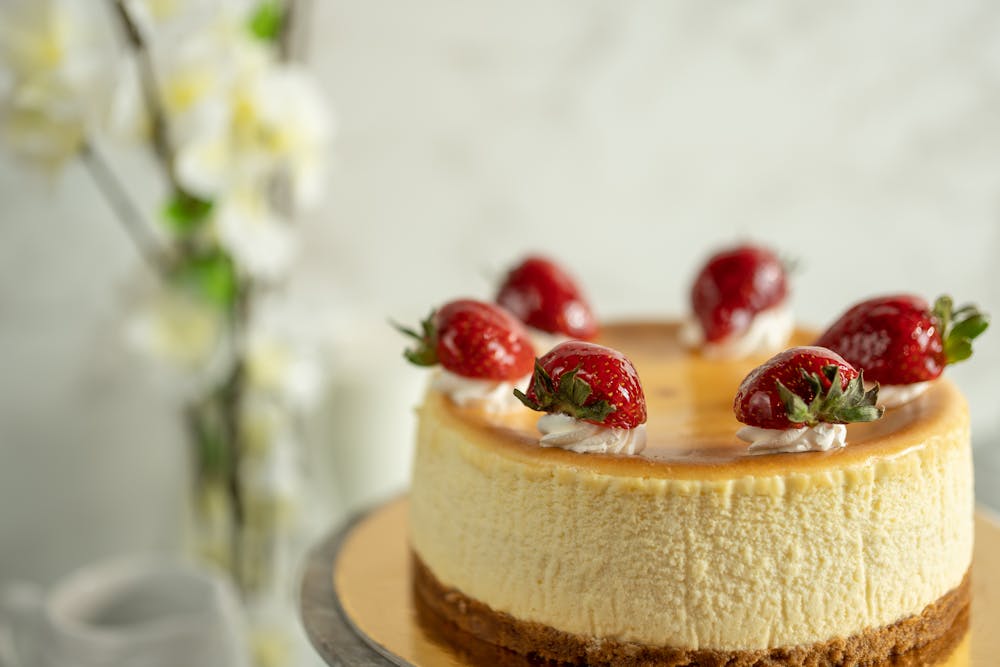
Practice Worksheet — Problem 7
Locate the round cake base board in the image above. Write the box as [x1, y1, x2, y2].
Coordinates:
[300, 497, 1000, 666]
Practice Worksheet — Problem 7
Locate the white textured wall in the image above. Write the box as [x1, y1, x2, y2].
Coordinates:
[2, 1, 1000, 586]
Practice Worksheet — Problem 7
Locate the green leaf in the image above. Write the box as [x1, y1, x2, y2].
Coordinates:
[198, 429, 228, 480]
[949, 314, 989, 343]
[512, 387, 533, 408]
[562, 368, 593, 406]
[814, 368, 882, 424]
[515, 360, 553, 412]
[162, 192, 213, 235]
[515, 362, 615, 424]
[777, 380, 812, 425]
[248, 1, 283, 41]
[935, 294, 990, 366]
[172, 250, 238, 309]
[945, 339, 973, 363]
[781, 367, 882, 426]
[932, 295, 954, 328]
[394, 311, 439, 366]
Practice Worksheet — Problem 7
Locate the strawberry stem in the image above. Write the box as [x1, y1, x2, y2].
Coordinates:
[393, 310, 439, 366]
[933, 296, 990, 365]
[776, 365, 882, 427]
[514, 361, 616, 425]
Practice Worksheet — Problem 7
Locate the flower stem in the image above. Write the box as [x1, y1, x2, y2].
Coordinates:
[111, 0, 180, 187]
[79, 143, 167, 274]
[278, 0, 301, 61]
[221, 354, 248, 587]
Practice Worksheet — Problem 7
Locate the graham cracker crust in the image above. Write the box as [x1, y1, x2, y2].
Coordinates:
[412, 553, 970, 666]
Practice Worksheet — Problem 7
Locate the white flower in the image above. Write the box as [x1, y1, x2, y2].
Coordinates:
[239, 395, 303, 514]
[245, 332, 324, 410]
[157, 21, 271, 139]
[176, 62, 333, 210]
[125, 0, 258, 44]
[241, 395, 293, 454]
[159, 38, 232, 132]
[125, 0, 196, 36]
[0, 0, 110, 167]
[114, 2, 297, 154]
[215, 188, 297, 279]
[248, 66, 333, 209]
[105, 56, 148, 142]
[243, 424, 302, 502]
[126, 279, 232, 395]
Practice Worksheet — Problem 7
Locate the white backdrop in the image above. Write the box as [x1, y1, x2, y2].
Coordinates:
[2, 0, 1000, 588]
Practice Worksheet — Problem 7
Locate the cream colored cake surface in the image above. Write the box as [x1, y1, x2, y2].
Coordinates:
[408, 322, 973, 651]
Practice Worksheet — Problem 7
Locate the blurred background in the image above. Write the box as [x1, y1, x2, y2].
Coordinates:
[2, 1, 1000, 665]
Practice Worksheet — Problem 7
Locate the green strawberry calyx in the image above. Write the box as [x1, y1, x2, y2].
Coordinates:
[514, 361, 616, 424]
[394, 310, 439, 367]
[776, 365, 883, 427]
[933, 296, 990, 366]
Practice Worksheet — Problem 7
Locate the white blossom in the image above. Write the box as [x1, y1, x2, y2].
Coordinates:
[239, 395, 304, 521]
[126, 279, 233, 395]
[105, 56, 147, 142]
[214, 187, 297, 279]
[159, 37, 233, 135]
[242, 418, 302, 502]
[105, 13, 263, 148]
[125, 0, 258, 44]
[125, 0, 197, 36]
[241, 395, 292, 455]
[175, 61, 333, 210]
[157, 19, 271, 142]
[249, 65, 333, 210]
[245, 331, 323, 410]
[0, 0, 110, 167]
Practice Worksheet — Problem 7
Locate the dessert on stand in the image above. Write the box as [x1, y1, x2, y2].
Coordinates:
[302, 247, 991, 667]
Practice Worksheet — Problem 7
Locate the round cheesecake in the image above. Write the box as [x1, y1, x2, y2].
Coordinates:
[409, 322, 973, 665]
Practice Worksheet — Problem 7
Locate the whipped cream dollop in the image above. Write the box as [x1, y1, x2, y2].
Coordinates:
[432, 370, 528, 413]
[681, 304, 793, 359]
[737, 422, 847, 455]
[871, 381, 931, 408]
[537, 413, 647, 455]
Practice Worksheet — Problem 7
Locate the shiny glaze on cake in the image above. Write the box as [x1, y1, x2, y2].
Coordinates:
[437, 321, 966, 480]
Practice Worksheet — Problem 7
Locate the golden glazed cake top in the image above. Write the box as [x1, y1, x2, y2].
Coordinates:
[434, 321, 968, 481]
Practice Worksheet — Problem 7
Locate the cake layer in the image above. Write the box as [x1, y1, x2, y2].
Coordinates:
[413, 553, 971, 667]
[408, 322, 974, 651]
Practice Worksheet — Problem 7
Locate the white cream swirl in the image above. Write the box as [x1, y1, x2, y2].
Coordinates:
[737, 422, 847, 455]
[536, 413, 647, 455]
[681, 303, 793, 359]
[871, 381, 931, 408]
[432, 370, 527, 413]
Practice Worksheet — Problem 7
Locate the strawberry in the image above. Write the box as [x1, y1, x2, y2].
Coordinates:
[396, 299, 535, 380]
[514, 341, 646, 429]
[496, 255, 597, 340]
[691, 244, 788, 342]
[815, 295, 989, 385]
[734, 346, 882, 430]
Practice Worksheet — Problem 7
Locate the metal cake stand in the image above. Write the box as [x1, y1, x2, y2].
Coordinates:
[299, 509, 398, 666]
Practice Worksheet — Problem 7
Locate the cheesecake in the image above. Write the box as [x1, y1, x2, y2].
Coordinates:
[409, 322, 973, 665]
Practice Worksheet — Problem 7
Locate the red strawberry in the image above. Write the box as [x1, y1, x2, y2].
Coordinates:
[396, 299, 535, 380]
[514, 341, 646, 429]
[496, 255, 598, 340]
[691, 244, 788, 342]
[815, 295, 989, 385]
[734, 346, 882, 429]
